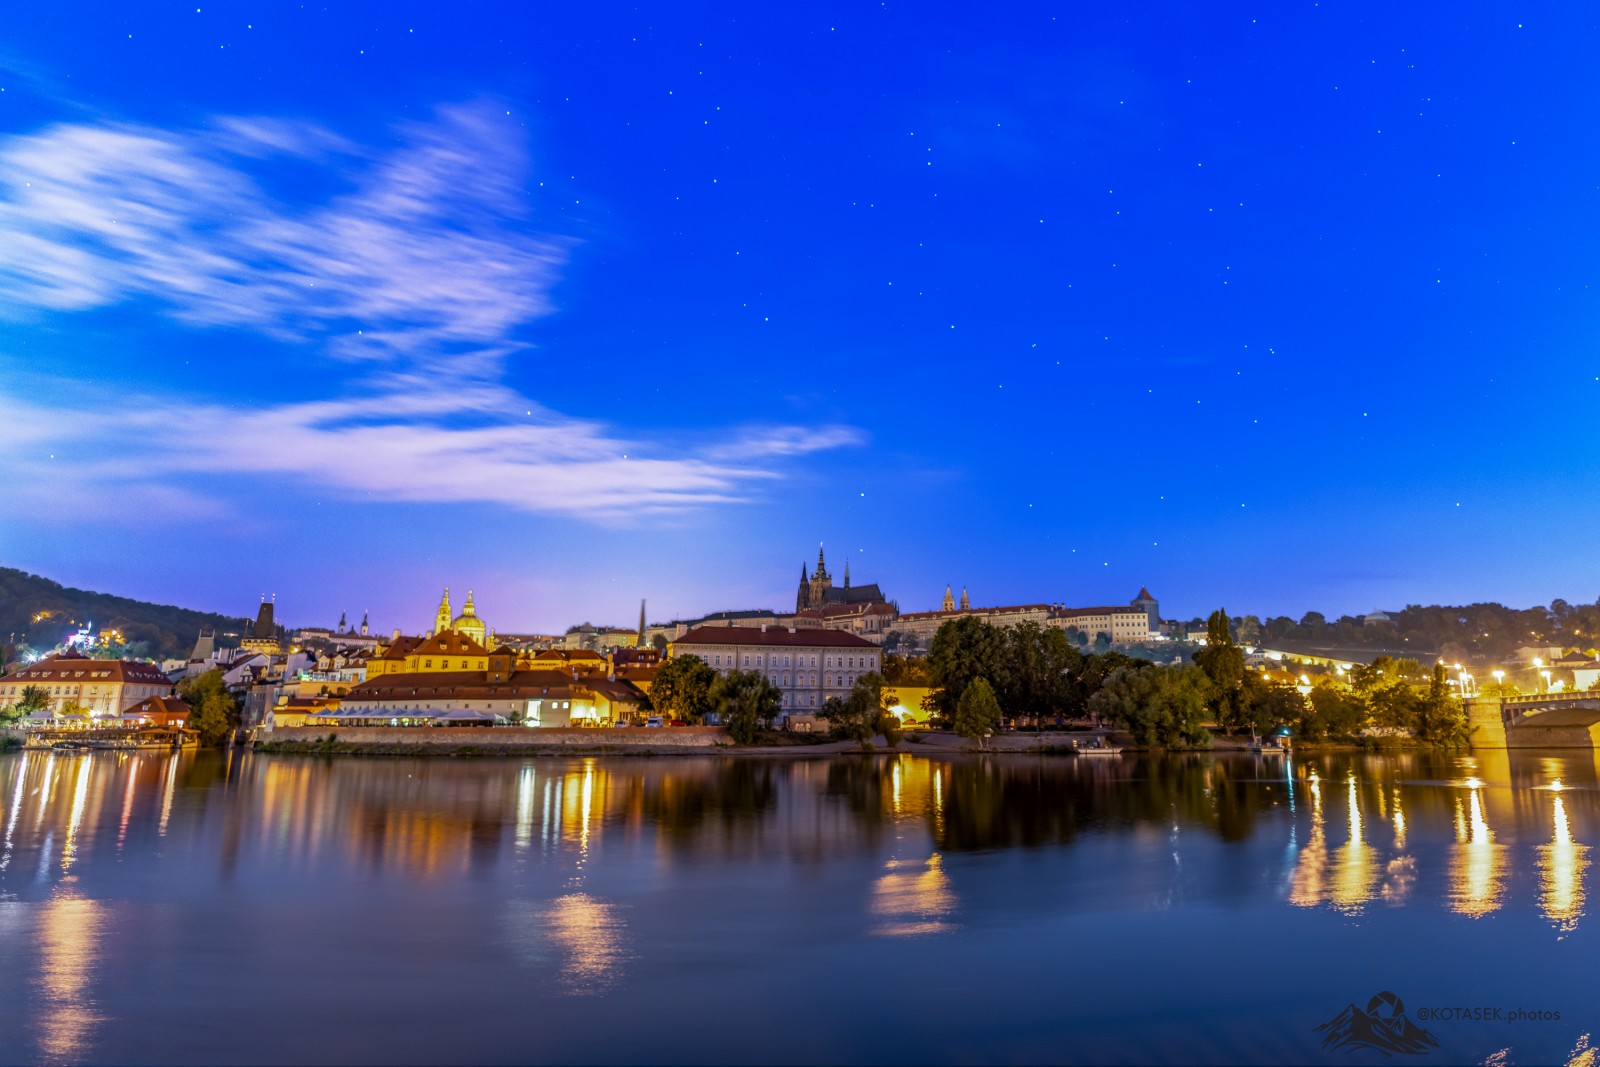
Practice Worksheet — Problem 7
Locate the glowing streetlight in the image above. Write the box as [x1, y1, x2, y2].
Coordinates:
[1541, 669, 1552, 694]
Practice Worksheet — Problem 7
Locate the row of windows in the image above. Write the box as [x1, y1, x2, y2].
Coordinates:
[705, 652, 880, 670]
[751, 672, 862, 690]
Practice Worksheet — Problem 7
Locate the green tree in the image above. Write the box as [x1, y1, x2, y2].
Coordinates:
[1416, 661, 1473, 746]
[709, 669, 782, 744]
[953, 677, 1002, 749]
[1087, 665, 1211, 748]
[991, 622, 1083, 728]
[17, 684, 53, 712]
[1239, 676, 1304, 736]
[927, 617, 1003, 726]
[823, 673, 889, 750]
[1350, 656, 1424, 733]
[178, 668, 239, 747]
[881, 653, 928, 686]
[650, 654, 718, 723]
[1298, 686, 1365, 742]
[1193, 608, 1246, 732]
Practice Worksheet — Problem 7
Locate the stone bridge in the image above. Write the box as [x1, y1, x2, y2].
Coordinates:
[1466, 692, 1600, 748]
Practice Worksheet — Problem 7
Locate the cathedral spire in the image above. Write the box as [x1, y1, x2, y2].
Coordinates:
[638, 599, 647, 647]
[960, 587, 970, 610]
[942, 585, 954, 612]
[844, 560, 850, 588]
[815, 542, 828, 579]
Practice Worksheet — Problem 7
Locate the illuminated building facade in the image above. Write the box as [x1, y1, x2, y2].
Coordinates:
[0, 650, 175, 718]
[670, 625, 882, 714]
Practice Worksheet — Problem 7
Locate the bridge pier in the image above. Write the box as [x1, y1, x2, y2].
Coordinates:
[1464, 698, 1509, 749]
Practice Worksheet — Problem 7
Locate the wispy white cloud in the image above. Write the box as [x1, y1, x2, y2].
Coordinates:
[0, 104, 862, 522]
[0, 103, 566, 358]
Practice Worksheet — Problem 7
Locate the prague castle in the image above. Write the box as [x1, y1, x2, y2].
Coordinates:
[795, 545, 889, 613]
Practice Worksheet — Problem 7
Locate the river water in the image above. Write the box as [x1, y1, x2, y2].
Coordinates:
[0, 747, 1594, 1065]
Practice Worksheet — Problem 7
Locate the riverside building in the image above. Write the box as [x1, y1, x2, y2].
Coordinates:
[669, 625, 882, 717]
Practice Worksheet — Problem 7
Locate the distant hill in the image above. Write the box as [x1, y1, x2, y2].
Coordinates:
[0, 567, 245, 668]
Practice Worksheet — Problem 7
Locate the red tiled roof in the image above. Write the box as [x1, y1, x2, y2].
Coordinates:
[344, 667, 588, 703]
[409, 630, 490, 657]
[675, 626, 879, 649]
[10, 655, 173, 686]
[125, 695, 191, 719]
[531, 649, 605, 662]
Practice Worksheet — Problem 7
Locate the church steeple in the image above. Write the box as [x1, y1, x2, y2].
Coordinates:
[337, 610, 347, 633]
[960, 587, 970, 610]
[638, 599, 647, 647]
[844, 560, 851, 589]
[360, 610, 369, 637]
[434, 588, 452, 636]
[815, 543, 829, 581]
[942, 585, 955, 612]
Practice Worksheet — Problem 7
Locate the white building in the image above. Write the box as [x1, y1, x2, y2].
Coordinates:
[670, 625, 883, 716]
[1047, 606, 1155, 644]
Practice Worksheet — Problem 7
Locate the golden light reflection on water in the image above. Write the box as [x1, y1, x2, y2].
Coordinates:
[1330, 774, 1376, 913]
[60, 758, 92, 873]
[1289, 771, 1327, 907]
[1, 751, 28, 873]
[158, 753, 178, 837]
[35, 890, 103, 1063]
[1391, 786, 1406, 850]
[1539, 789, 1588, 934]
[871, 853, 956, 937]
[542, 892, 629, 995]
[1449, 781, 1506, 918]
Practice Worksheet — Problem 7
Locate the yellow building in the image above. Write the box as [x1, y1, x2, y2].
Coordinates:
[0, 651, 174, 719]
[367, 589, 510, 679]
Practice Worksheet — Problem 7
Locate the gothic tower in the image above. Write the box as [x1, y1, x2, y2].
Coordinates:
[807, 544, 833, 610]
[942, 585, 955, 612]
[960, 587, 970, 610]
[796, 562, 811, 613]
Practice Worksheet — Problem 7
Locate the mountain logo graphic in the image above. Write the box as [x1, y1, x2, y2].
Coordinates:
[1315, 991, 1442, 1056]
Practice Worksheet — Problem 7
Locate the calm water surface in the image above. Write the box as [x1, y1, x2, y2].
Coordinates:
[0, 748, 1595, 1065]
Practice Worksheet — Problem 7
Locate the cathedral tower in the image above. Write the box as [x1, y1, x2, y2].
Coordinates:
[942, 585, 955, 612]
[807, 544, 833, 611]
[434, 588, 452, 636]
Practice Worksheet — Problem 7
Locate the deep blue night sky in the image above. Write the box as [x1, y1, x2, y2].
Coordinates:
[2, 2, 1597, 632]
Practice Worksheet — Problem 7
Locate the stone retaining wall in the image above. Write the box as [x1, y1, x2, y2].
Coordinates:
[262, 726, 732, 748]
